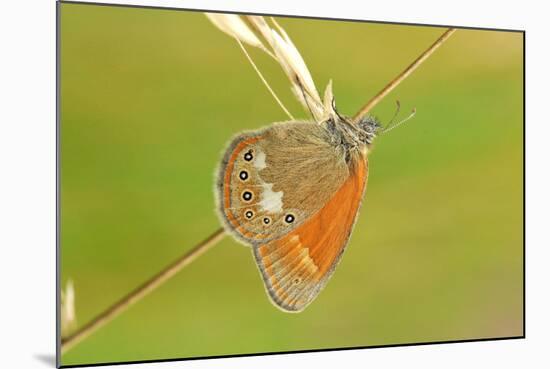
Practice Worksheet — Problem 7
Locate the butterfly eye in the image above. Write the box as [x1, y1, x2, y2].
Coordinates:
[239, 170, 249, 181]
[263, 217, 271, 225]
[242, 190, 253, 202]
[244, 210, 254, 219]
[243, 149, 254, 161]
[284, 214, 295, 224]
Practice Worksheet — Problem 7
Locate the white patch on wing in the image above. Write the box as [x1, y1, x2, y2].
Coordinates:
[259, 182, 283, 213]
[301, 246, 319, 274]
[254, 151, 267, 170]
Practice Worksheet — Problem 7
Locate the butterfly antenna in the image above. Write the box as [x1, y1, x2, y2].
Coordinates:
[386, 100, 401, 128]
[381, 107, 417, 134]
[234, 37, 295, 120]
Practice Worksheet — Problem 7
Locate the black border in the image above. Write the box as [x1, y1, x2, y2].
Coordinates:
[59, 0, 524, 33]
[61, 336, 522, 368]
[56, 1, 62, 367]
[56, 1, 526, 368]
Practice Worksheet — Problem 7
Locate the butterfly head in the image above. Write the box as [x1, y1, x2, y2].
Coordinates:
[356, 115, 383, 145]
[325, 93, 382, 147]
[328, 95, 413, 149]
[353, 101, 417, 146]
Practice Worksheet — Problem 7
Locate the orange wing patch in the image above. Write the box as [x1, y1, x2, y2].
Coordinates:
[222, 136, 262, 240]
[253, 156, 368, 312]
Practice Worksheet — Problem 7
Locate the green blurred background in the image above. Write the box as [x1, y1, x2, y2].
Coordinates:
[59, 3, 523, 366]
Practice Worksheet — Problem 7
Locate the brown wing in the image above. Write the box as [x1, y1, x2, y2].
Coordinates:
[253, 154, 368, 312]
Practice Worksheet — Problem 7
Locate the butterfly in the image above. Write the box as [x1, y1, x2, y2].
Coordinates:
[207, 14, 415, 312]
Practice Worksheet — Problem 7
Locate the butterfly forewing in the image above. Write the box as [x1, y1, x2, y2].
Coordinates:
[217, 121, 349, 244]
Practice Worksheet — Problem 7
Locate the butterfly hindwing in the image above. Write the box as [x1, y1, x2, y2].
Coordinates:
[253, 155, 368, 312]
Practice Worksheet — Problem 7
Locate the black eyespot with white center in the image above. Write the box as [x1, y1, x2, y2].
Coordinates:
[242, 191, 253, 202]
[244, 149, 253, 161]
[239, 170, 249, 181]
[285, 214, 295, 224]
[263, 217, 271, 225]
[244, 210, 254, 219]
